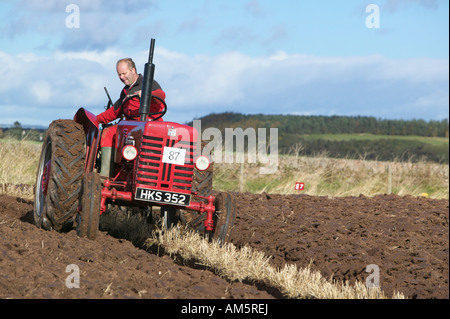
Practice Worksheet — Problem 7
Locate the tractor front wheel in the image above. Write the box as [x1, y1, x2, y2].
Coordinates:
[211, 192, 236, 245]
[180, 192, 236, 245]
[76, 172, 101, 239]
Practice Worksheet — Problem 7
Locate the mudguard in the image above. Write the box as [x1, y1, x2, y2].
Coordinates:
[74, 107, 101, 173]
[74, 107, 100, 130]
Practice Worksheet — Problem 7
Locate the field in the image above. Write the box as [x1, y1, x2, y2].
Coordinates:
[301, 133, 449, 146]
[0, 139, 448, 299]
[4, 137, 448, 200]
[283, 133, 449, 165]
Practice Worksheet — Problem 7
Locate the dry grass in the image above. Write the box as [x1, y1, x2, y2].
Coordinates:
[151, 226, 405, 299]
[2, 139, 448, 199]
[98, 210, 407, 299]
[214, 154, 449, 199]
[0, 138, 40, 199]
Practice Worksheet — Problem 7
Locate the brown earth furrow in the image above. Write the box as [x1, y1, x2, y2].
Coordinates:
[1, 192, 448, 299]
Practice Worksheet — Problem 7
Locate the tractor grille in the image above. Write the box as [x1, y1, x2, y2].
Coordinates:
[136, 135, 195, 192]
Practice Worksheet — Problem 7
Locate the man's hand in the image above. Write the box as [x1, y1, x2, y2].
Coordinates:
[125, 90, 141, 99]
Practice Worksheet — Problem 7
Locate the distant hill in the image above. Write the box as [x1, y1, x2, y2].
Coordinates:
[187, 112, 449, 137]
[0, 124, 46, 142]
[0, 124, 47, 130]
[187, 112, 449, 163]
[2, 113, 448, 163]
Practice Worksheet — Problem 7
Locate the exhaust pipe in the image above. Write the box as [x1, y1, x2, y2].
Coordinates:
[139, 38, 156, 121]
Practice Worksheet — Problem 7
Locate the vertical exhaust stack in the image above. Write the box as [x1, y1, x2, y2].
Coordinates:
[139, 38, 156, 121]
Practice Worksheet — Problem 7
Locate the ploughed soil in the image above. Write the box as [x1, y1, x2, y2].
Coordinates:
[0, 192, 448, 299]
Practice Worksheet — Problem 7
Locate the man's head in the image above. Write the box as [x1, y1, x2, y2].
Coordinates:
[116, 58, 139, 86]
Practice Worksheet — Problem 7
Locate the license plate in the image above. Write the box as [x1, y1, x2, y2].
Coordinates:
[135, 188, 191, 206]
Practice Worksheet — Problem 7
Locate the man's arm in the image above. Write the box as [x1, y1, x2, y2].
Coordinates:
[152, 88, 165, 101]
[97, 106, 118, 124]
[97, 89, 127, 124]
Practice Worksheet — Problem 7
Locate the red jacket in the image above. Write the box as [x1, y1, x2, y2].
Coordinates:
[97, 74, 166, 123]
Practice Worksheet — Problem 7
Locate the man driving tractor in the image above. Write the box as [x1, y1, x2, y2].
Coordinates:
[96, 57, 166, 177]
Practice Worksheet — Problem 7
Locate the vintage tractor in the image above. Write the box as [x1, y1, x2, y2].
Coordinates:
[34, 39, 236, 243]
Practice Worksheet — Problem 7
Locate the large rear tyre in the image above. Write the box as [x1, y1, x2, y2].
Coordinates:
[76, 172, 101, 239]
[191, 141, 214, 197]
[34, 120, 86, 231]
[179, 141, 214, 233]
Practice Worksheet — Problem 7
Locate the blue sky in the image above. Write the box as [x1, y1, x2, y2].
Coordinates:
[0, 0, 448, 127]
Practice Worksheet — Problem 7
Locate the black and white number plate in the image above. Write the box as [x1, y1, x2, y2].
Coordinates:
[135, 187, 191, 206]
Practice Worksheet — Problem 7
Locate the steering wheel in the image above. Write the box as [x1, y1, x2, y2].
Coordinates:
[122, 94, 167, 121]
[147, 95, 167, 121]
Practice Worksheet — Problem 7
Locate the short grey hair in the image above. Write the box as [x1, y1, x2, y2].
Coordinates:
[117, 58, 136, 71]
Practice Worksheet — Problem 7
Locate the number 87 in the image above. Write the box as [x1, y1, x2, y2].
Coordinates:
[168, 151, 180, 161]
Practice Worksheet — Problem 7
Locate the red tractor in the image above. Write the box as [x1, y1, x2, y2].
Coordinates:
[33, 39, 236, 243]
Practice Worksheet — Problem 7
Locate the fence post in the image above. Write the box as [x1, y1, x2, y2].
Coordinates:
[239, 162, 245, 192]
[387, 164, 392, 194]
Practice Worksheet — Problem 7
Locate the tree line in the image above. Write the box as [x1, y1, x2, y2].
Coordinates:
[188, 112, 449, 164]
[294, 138, 449, 164]
[3, 114, 448, 163]
[0, 121, 45, 142]
[190, 112, 449, 138]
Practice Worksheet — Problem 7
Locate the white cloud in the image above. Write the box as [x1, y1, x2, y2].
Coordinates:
[0, 47, 448, 127]
[1, 0, 158, 52]
[156, 49, 254, 107]
[53, 48, 121, 68]
[31, 81, 52, 102]
[153, 48, 449, 122]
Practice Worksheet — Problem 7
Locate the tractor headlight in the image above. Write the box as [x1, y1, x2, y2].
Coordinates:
[122, 145, 138, 161]
[194, 155, 210, 171]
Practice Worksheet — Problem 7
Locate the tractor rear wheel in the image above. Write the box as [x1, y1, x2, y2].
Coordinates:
[191, 142, 213, 197]
[179, 141, 214, 233]
[76, 172, 101, 239]
[34, 120, 86, 231]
